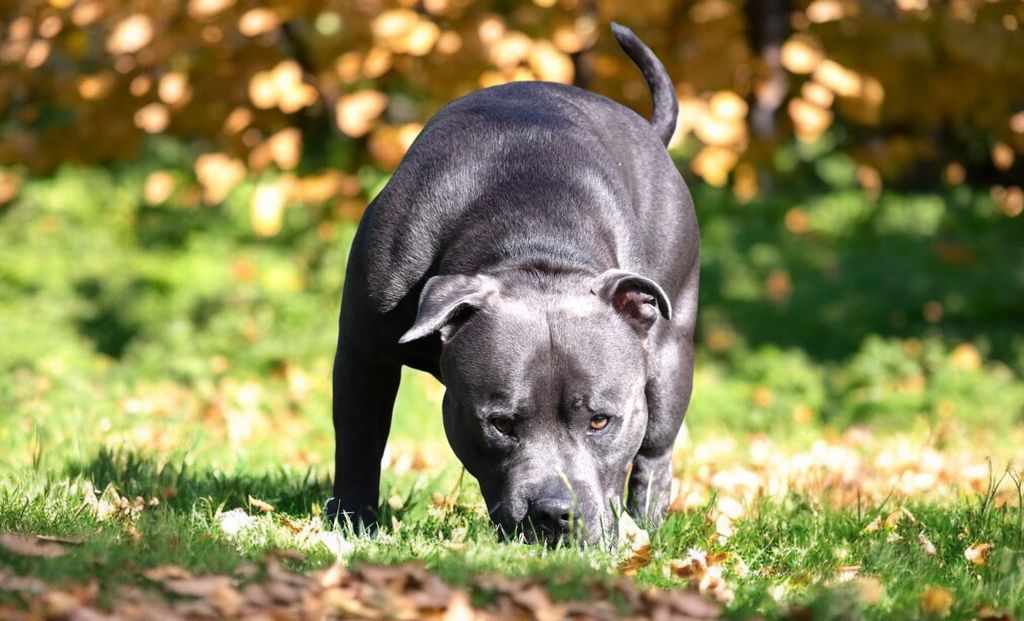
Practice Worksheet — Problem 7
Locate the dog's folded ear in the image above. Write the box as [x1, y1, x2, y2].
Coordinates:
[592, 269, 671, 334]
[399, 274, 500, 344]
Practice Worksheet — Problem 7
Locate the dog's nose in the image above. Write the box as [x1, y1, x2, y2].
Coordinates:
[527, 497, 573, 536]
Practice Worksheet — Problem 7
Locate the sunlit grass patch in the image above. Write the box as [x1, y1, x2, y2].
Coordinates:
[2, 164, 1024, 618]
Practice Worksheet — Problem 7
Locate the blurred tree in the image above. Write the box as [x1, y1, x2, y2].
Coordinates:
[1, 0, 1022, 215]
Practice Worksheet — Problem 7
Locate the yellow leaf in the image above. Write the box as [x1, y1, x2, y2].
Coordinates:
[158, 72, 192, 107]
[143, 171, 176, 205]
[528, 41, 574, 84]
[336, 91, 389, 138]
[188, 0, 235, 20]
[949, 344, 982, 371]
[781, 35, 824, 74]
[250, 179, 291, 237]
[106, 15, 153, 55]
[709, 91, 747, 121]
[238, 8, 279, 37]
[920, 586, 953, 617]
[194, 153, 246, 204]
[134, 103, 170, 133]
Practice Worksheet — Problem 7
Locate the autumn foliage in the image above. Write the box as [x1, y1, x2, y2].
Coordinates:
[1, 0, 1023, 207]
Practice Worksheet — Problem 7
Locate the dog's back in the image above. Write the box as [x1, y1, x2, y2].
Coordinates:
[355, 25, 691, 318]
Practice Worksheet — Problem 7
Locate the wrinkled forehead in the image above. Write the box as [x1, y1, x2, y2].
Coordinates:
[444, 295, 645, 407]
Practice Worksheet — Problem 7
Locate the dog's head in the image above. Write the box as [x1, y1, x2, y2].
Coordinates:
[399, 270, 670, 545]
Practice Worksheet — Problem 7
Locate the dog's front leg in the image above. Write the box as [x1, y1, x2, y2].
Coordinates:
[627, 334, 694, 525]
[326, 334, 401, 531]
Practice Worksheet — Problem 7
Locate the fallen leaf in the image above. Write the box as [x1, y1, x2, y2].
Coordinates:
[278, 515, 305, 534]
[318, 563, 347, 589]
[618, 543, 652, 576]
[510, 584, 564, 621]
[162, 575, 234, 598]
[142, 565, 193, 582]
[663, 587, 725, 618]
[0, 534, 69, 558]
[853, 576, 884, 605]
[442, 590, 476, 621]
[667, 548, 735, 604]
[0, 569, 47, 594]
[617, 512, 652, 575]
[921, 586, 954, 617]
[918, 532, 938, 556]
[976, 605, 1013, 621]
[964, 542, 993, 566]
[248, 495, 275, 513]
[885, 507, 918, 528]
[836, 565, 860, 582]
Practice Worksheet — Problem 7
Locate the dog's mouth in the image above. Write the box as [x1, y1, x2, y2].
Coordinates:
[489, 502, 603, 547]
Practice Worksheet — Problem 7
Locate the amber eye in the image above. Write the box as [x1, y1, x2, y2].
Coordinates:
[589, 415, 610, 431]
[491, 417, 515, 436]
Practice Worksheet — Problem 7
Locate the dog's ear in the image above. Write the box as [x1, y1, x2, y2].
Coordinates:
[592, 269, 671, 335]
[399, 274, 499, 344]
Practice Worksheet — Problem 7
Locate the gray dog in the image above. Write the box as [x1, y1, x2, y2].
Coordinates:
[327, 23, 699, 546]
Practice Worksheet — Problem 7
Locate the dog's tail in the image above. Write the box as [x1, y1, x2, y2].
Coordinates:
[610, 22, 678, 147]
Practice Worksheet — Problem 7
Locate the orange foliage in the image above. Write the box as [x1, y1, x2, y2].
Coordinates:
[1, 0, 1022, 192]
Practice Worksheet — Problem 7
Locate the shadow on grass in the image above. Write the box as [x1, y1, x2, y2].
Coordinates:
[64, 449, 332, 515]
[693, 185, 1024, 368]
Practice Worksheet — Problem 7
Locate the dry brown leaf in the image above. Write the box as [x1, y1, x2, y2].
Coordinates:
[0, 533, 69, 558]
[248, 495, 275, 513]
[318, 563, 347, 589]
[442, 590, 476, 621]
[618, 544, 652, 576]
[964, 542, 993, 566]
[617, 512, 652, 575]
[0, 569, 47, 594]
[866, 507, 919, 531]
[509, 584, 563, 621]
[863, 516, 883, 532]
[667, 548, 735, 604]
[162, 575, 234, 597]
[279, 514, 305, 534]
[142, 565, 193, 582]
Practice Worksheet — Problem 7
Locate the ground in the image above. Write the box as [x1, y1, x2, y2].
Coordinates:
[1, 152, 1023, 619]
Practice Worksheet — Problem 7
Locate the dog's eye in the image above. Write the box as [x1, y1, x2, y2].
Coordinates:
[589, 415, 610, 431]
[490, 417, 515, 436]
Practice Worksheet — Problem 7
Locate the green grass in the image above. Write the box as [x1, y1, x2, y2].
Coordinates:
[2, 152, 1024, 619]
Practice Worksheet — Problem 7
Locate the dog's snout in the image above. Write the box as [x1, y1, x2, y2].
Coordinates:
[527, 497, 573, 537]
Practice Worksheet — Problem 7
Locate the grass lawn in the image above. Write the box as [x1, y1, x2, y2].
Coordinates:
[2, 154, 1024, 619]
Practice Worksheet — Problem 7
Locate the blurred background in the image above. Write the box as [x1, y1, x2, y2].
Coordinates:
[1, 0, 1024, 475]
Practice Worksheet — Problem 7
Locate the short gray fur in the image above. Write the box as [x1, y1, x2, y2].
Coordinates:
[327, 23, 699, 546]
